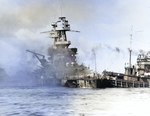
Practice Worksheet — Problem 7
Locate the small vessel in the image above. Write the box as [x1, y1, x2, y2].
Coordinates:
[95, 30, 150, 88]
[99, 52, 150, 88]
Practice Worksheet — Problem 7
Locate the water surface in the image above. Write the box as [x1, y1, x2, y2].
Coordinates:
[0, 86, 149, 116]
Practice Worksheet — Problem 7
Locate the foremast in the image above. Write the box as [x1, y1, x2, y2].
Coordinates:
[49, 17, 71, 49]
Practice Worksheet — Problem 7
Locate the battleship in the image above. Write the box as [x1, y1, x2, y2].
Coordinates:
[27, 17, 98, 87]
[27, 17, 150, 88]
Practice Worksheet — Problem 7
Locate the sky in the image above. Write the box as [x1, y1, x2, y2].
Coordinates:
[1, 0, 150, 75]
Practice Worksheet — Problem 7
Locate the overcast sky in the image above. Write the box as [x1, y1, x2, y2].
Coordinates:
[1, 0, 150, 75]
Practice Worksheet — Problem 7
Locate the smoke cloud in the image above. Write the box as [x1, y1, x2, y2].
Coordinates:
[1, 0, 150, 81]
[116, 47, 120, 53]
[104, 44, 121, 53]
[0, 0, 104, 75]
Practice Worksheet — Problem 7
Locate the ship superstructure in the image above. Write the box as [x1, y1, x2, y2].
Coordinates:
[48, 17, 77, 76]
[124, 53, 150, 77]
[137, 53, 150, 77]
[47, 17, 94, 80]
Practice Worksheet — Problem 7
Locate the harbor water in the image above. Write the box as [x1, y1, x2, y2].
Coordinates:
[0, 86, 150, 116]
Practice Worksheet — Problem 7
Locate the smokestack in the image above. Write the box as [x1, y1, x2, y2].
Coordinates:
[129, 49, 132, 68]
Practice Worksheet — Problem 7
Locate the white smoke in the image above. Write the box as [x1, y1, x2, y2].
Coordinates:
[1, 0, 150, 76]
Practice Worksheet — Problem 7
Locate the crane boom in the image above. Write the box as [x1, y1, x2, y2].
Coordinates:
[26, 50, 47, 67]
[26, 50, 45, 58]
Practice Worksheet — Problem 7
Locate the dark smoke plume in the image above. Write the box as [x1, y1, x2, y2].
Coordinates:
[115, 47, 120, 53]
[105, 44, 121, 53]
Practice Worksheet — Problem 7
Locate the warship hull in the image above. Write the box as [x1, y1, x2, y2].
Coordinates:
[63, 78, 150, 88]
[62, 71, 150, 88]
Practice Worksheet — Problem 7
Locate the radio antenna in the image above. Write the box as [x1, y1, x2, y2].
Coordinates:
[61, 5, 62, 16]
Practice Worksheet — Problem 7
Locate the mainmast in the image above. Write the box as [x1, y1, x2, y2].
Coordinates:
[125, 27, 133, 75]
[129, 27, 133, 68]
